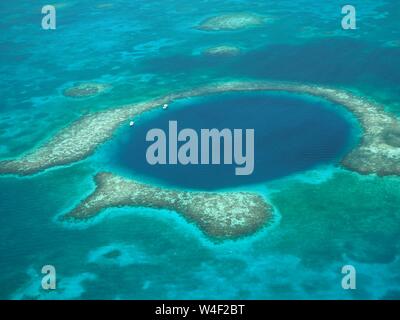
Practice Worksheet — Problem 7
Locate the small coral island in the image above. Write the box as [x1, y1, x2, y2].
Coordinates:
[63, 172, 273, 239]
[197, 13, 266, 31]
[63, 82, 110, 98]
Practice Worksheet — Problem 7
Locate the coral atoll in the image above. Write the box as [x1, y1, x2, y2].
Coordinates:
[1, 80, 399, 177]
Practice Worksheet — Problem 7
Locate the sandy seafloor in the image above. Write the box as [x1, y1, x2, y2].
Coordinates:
[0, 0, 399, 299]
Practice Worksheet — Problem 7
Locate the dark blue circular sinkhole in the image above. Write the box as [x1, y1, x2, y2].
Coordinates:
[111, 92, 356, 190]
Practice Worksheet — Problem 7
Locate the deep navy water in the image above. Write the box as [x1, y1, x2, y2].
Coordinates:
[114, 92, 355, 189]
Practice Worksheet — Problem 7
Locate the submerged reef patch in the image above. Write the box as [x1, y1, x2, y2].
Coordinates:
[63, 82, 111, 98]
[103, 249, 121, 259]
[203, 45, 241, 57]
[87, 242, 151, 266]
[197, 13, 265, 31]
[63, 172, 273, 239]
[0, 80, 399, 177]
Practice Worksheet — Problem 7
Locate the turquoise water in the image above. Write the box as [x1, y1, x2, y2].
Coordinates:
[113, 92, 355, 190]
[0, 1, 400, 299]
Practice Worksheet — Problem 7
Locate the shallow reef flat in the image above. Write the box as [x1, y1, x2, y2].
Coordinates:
[63, 172, 273, 239]
[197, 13, 266, 31]
[0, 80, 399, 177]
[0, 96, 167, 175]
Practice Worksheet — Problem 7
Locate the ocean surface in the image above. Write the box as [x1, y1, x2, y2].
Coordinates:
[0, 0, 399, 299]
